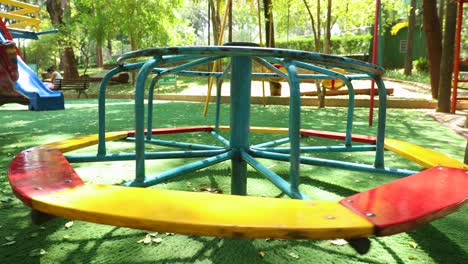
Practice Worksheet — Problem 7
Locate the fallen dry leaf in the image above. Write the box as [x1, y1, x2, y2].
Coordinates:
[409, 241, 418, 249]
[288, 252, 300, 259]
[1, 241, 16, 246]
[64, 221, 74, 229]
[330, 239, 348, 246]
[1, 196, 12, 203]
[152, 237, 163, 243]
[29, 248, 47, 257]
[259, 251, 266, 258]
[137, 234, 152, 244]
[200, 188, 223, 194]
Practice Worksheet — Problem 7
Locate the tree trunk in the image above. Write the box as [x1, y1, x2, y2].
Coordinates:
[228, 0, 232, 42]
[422, 0, 442, 99]
[263, 0, 275, 48]
[107, 34, 113, 56]
[210, 0, 221, 45]
[404, 0, 416, 75]
[129, 36, 138, 84]
[465, 114, 468, 164]
[46, 0, 65, 25]
[465, 140, 468, 164]
[324, 0, 332, 54]
[437, 0, 457, 112]
[62, 47, 79, 79]
[46, 0, 78, 79]
[263, 0, 280, 95]
[317, 0, 321, 52]
[302, 1, 324, 107]
[316, 0, 325, 107]
[438, 0, 445, 22]
[302, 0, 319, 51]
[96, 47, 103, 67]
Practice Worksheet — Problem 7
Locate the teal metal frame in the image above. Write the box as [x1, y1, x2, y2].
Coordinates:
[67, 45, 416, 199]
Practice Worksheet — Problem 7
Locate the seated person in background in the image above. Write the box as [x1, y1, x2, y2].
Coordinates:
[43, 66, 63, 90]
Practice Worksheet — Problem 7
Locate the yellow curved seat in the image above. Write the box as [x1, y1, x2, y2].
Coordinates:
[321, 68, 346, 90]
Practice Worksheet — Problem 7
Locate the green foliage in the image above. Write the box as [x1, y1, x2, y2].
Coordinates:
[103, 0, 190, 48]
[413, 57, 429, 73]
[276, 35, 372, 55]
[29, 0, 191, 70]
[24, 34, 62, 71]
[103, 58, 118, 65]
[272, 0, 406, 45]
[26, 0, 412, 71]
[385, 68, 430, 84]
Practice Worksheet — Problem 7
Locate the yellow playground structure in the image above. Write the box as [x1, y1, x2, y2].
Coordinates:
[0, 0, 40, 31]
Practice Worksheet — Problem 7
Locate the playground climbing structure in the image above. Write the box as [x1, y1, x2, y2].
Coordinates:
[451, 0, 468, 113]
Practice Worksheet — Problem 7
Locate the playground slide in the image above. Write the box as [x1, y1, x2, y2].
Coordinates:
[0, 34, 64, 110]
[14, 56, 64, 110]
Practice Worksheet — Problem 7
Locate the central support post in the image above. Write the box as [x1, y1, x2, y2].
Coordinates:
[230, 55, 252, 195]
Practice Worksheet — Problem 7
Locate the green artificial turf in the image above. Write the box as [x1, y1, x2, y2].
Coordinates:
[0, 99, 466, 263]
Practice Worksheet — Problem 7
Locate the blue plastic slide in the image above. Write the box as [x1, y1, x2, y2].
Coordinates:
[0, 34, 64, 110]
[15, 57, 64, 110]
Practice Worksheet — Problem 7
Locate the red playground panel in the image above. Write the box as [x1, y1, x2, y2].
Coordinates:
[300, 129, 377, 144]
[341, 166, 468, 236]
[8, 148, 84, 206]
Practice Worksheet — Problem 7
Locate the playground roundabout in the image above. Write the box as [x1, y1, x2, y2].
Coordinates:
[7, 45, 468, 253]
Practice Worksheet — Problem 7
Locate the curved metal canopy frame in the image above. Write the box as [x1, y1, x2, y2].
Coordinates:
[93, 46, 391, 198]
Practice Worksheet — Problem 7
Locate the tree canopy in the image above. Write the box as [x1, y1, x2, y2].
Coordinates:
[18, 0, 412, 69]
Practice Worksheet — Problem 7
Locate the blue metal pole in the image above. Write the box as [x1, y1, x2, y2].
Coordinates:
[241, 152, 309, 199]
[134, 58, 159, 183]
[98, 66, 124, 156]
[215, 62, 231, 131]
[173, 69, 372, 81]
[292, 61, 356, 146]
[251, 137, 290, 148]
[230, 55, 252, 195]
[157, 56, 223, 76]
[210, 131, 230, 146]
[127, 137, 225, 150]
[283, 60, 301, 195]
[255, 58, 289, 79]
[374, 76, 387, 168]
[66, 149, 228, 163]
[214, 78, 222, 130]
[123, 151, 233, 187]
[146, 75, 160, 140]
[342, 79, 356, 147]
[250, 149, 415, 177]
[253, 145, 376, 153]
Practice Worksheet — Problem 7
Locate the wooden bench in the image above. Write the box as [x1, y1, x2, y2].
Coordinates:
[53, 78, 89, 98]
